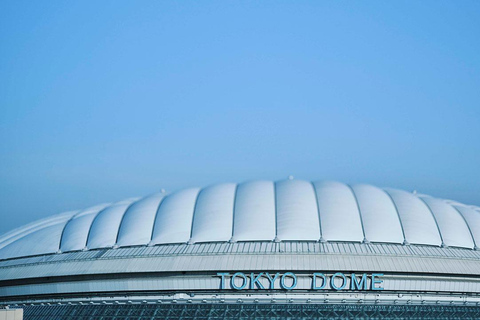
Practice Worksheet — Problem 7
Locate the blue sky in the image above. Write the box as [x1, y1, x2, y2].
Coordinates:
[1, 1, 479, 235]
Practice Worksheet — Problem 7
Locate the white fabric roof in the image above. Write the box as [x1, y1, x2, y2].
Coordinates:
[0, 179, 479, 260]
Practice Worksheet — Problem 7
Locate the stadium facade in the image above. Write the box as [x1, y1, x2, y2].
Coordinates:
[1, 179, 480, 319]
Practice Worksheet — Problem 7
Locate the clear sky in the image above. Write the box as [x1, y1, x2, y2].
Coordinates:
[1, 1, 479, 235]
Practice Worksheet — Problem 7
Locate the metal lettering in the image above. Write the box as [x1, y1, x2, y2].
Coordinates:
[350, 273, 368, 290]
[371, 273, 384, 291]
[216, 273, 230, 289]
[264, 272, 280, 289]
[231, 272, 248, 290]
[312, 273, 327, 290]
[250, 272, 265, 289]
[280, 272, 297, 290]
[330, 272, 347, 290]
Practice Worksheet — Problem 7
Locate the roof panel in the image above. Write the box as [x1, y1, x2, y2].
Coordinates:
[189, 183, 236, 243]
[232, 180, 276, 241]
[385, 188, 442, 246]
[151, 188, 200, 245]
[420, 197, 474, 249]
[313, 181, 363, 242]
[276, 179, 320, 241]
[0, 223, 65, 260]
[351, 184, 404, 244]
[0, 211, 76, 250]
[60, 204, 110, 252]
[453, 205, 480, 248]
[86, 199, 138, 249]
[116, 194, 166, 247]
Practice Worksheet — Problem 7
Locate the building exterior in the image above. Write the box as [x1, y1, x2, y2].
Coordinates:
[0, 308, 23, 320]
[1, 179, 480, 319]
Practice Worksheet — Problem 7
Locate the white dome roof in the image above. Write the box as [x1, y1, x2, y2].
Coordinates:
[1, 180, 479, 260]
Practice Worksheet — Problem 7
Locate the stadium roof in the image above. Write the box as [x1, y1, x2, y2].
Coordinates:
[1, 179, 479, 260]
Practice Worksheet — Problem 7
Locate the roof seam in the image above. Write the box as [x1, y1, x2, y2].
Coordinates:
[230, 183, 239, 241]
[346, 184, 367, 242]
[114, 197, 146, 246]
[449, 205, 477, 249]
[382, 189, 408, 245]
[149, 193, 168, 243]
[417, 197, 445, 246]
[57, 210, 83, 252]
[310, 182, 324, 241]
[188, 188, 204, 244]
[85, 205, 115, 249]
[0, 213, 74, 250]
[273, 181, 279, 242]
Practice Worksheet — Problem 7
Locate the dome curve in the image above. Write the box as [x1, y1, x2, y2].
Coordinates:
[1, 179, 479, 261]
